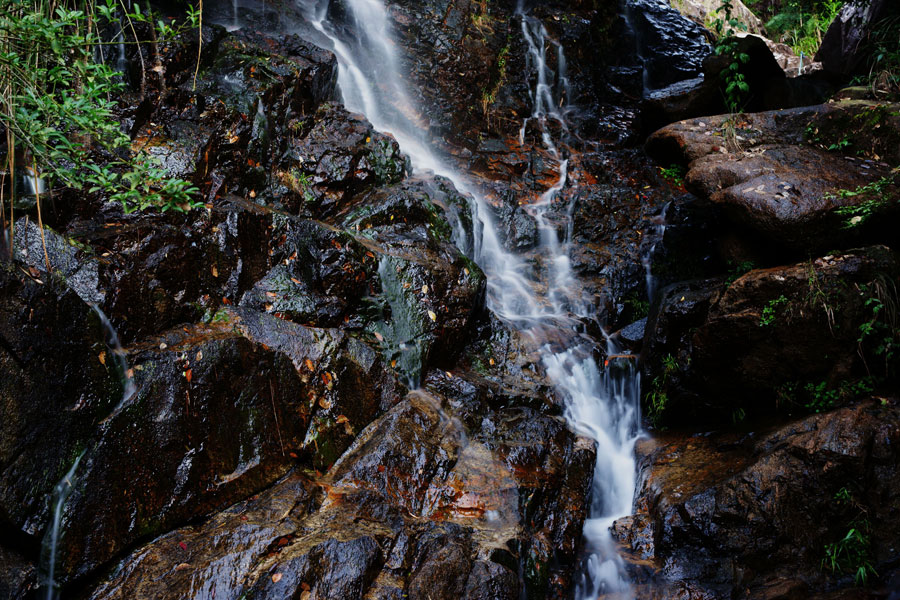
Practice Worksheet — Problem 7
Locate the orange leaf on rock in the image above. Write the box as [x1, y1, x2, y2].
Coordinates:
[271, 573, 283, 583]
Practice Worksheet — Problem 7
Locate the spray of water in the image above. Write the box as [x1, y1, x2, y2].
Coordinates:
[299, 1, 641, 596]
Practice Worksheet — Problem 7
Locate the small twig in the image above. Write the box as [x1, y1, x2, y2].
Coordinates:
[32, 161, 51, 273]
[192, 0, 203, 91]
[270, 381, 285, 456]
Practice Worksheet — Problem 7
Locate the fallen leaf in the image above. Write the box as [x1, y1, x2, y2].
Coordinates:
[374, 331, 384, 342]
[266, 291, 278, 299]
[211, 264, 218, 278]
[249, 190, 257, 198]
[300, 592, 311, 600]
[336, 415, 349, 424]
[159, 342, 168, 350]
[378, 465, 386, 473]
[421, 284, 428, 294]
[196, 351, 203, 361]
[272, 573, 283, 583]
[185, 369, 193, 383]
[98, 351, 106, 365]
[175, 562, 191, 571]
[318, 397, 332, 410]
[179, 542, 188, 550]
[291, 277, 302, 285]
[304, 358, 314, 372]
[427, 310, 437, 322]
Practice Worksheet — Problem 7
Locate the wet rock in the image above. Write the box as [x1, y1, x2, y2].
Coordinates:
[88, 375, 594, 600]
[54, 325, 306, 581]
[626, 0, 713, 92]
[335, 178, 486, 385]
[619, 399, 900, 597]
[646, 104, 899, 250]
[89, 472, 320, 600]
[617, 317, 648, 351]
[12, 219, 103, 304]
[0, 268, 122, 540]
[277, 103, 409, 215]
[0, 545, 36, 600]
[643, 247, 898, 426]
[641, 35, 833, 130]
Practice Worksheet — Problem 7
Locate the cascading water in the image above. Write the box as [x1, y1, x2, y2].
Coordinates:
[39, 452, 84, 600]
[38, 305, 135, 598]
[303, 0, 642, 596]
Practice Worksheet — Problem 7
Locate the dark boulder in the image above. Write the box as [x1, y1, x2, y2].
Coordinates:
[642, 34, 834, 130]
[625, 0, 713, 92]
[617, 399, 900, 598]
[816, 0, 899, 78]
[646, 103, 900, 251]
[642, 246, 899, 427]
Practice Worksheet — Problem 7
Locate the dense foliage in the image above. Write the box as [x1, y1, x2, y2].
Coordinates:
[0, 0, 201, 216]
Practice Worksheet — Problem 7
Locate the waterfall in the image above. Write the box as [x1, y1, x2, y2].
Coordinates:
[303, 1, 641, 596]
[39, 452, 84, 600]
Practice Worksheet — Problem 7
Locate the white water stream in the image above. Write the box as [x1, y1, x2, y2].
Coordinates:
[301, 1, 641, 596]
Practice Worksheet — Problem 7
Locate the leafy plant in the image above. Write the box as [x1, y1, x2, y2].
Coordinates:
[725, 259, 756, 284]
[864, 13, 900, 99]
[712, 0, 750, 116]
[0, 0, 202, 221]
[832, 169, 899, 228]
[645, 353, 680, 428]
[765, 0, 843, 56]
[659, 164, 686, 187]
[856, 278, 899, 377]
[759, 294, 789, 327]
[823, 486, 877, 586]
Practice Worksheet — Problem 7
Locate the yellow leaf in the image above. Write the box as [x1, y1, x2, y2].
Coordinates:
[427, 310, 437, 322]
[318, 397, 332, 410]
[336, 415, 349, 424]
[98, 351, 106, 366]
[304, 358, 314, 372]
[421, 284, 428, 294]
[211, 264, 218, 278]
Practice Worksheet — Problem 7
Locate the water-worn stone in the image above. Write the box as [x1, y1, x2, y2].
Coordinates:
[646, 103, 900, 251]
[617, 399, 900, 598]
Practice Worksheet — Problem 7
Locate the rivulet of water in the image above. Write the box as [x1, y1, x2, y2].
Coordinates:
[40, 452, 84, 600]
[299, 1, 642, 596]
